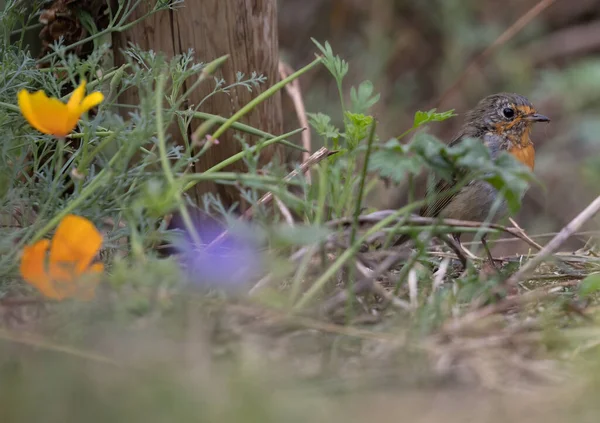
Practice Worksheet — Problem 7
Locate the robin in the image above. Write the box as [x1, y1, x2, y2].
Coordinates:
[398, 93, 550, 265]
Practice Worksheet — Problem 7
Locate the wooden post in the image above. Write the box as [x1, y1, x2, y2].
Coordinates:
[112, 0, 283, 210]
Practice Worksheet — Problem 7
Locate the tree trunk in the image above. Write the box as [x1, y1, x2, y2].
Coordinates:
[112, 0, 283, 210]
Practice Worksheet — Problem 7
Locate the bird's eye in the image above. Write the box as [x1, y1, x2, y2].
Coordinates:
[502, 107, 515, 119]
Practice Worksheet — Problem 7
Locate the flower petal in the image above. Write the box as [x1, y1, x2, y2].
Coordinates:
[64, 110, 83, 137]
[18, 89, 74, 137]
[18, 90, 54, 135]
[20, 239, 63, 300]
[79, 92, 104, 114]
[89, 262, 104, 274]
[49, 214, 103, 276]
[67, 80, 87, 110]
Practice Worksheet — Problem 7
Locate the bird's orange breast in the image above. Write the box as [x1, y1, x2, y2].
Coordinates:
[509, 144, 535, 171]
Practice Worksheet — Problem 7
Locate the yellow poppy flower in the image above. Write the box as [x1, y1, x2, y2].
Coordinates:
[17, 80, 104, 137]
[20, 214, 104, 300]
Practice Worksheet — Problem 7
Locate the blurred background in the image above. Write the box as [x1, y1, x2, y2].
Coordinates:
[279, 0, 600, 254]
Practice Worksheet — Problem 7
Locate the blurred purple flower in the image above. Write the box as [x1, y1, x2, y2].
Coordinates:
[175, 216, 263, 291]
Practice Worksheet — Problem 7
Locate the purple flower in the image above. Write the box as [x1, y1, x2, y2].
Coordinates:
[175, 216, 263, 291]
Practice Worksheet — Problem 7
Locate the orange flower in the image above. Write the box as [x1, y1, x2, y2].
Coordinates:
[17, 80, 104, 137]
[20, 215, 104, 300]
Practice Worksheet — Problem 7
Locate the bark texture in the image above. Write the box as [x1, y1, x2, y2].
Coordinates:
[112, 0, 283, 210]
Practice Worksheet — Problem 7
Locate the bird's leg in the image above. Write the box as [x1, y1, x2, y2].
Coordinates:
[439, 234, 467, 269]
[481, 235, 500, 270]
[452, 233, 478, 260]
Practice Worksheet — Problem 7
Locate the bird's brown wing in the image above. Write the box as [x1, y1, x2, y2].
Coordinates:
[393, 132, 470, 246]
[419, 132, 466, 218]
[420, 178, 459, 218]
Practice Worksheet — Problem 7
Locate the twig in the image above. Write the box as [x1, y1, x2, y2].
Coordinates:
[408, 269, 418, 309]
[289, 244, 320, 304]
[279, 61, 312, 180]
[249, 240, 339, 296]
[254, 206, 539, 300]
[274, 196, 295, 226]
[431, 258, 450, 299]
[321, 252, 411, 315]
[505, 194, 600, 287]
[443, 286, 559, 334]
[0, 328, 121, 367]
[355, 256, 412, 311]
[460, 229, 600, 246]
[329, 211, 543, 251]
[242, 147, 334, 219]
[224, 302, 403, 342]
[509, 217, 544, 251]
[0, 297, 45, 306]
[435, 0, 558, 108]
[207, 147, 336, 250]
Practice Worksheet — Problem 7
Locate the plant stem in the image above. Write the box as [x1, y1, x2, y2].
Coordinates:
[30, 169, 113, 243]
[343, 121, 377, 317]
[193, 112, 306, 152]
[181, 127, 306, 191]
[182, 172, 301, 185]
[155, 71, 202, 246]
[76, 130, 121, 174]
[155, 73, 176, 185]
[210, 57, 322, 141]
[173, 55, 229, 111]
[293, 201, 425, 310]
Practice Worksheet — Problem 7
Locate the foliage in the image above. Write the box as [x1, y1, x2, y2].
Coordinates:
[370, 133, 534, 214]
[1, 2, 600, 420]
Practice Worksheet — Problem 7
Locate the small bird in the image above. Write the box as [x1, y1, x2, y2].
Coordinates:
[401, 93, 550, 265]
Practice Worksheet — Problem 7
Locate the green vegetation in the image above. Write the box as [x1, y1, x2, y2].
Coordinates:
[1, 1, 600, 422]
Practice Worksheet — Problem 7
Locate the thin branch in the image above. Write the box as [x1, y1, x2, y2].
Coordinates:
[321, 252, 411, 315]
[274, 196, 295, 226]
[279, 61, 311, 180]
[505, 194, 600, 287]
[442, 280, 581, 335]
[208, 147, 336, 250]
[328, 211, 543, 251]
[509, 217, 544, 250]
[241, 147, 335, 219]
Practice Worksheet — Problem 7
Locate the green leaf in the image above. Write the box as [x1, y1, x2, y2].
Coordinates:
[383, 138, 402, 149]
[451, 137, 492, 168]
[409, 133, 455, 180]
[579, 273, 600, 298]
[486, 152, 534, 213]
[413, 108, 456, 128]
[311, 38, 348, 82]
[307, 112, 340, 140]
[343, 112, 374, 148]
[494, 151, 536, 180]
[369, 150, 424, 184]
[368, 128, 533, 215]
[350, 80, 380, 114]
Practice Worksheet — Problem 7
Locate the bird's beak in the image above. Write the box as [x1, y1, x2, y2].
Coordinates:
[525, 113, 550, 123]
